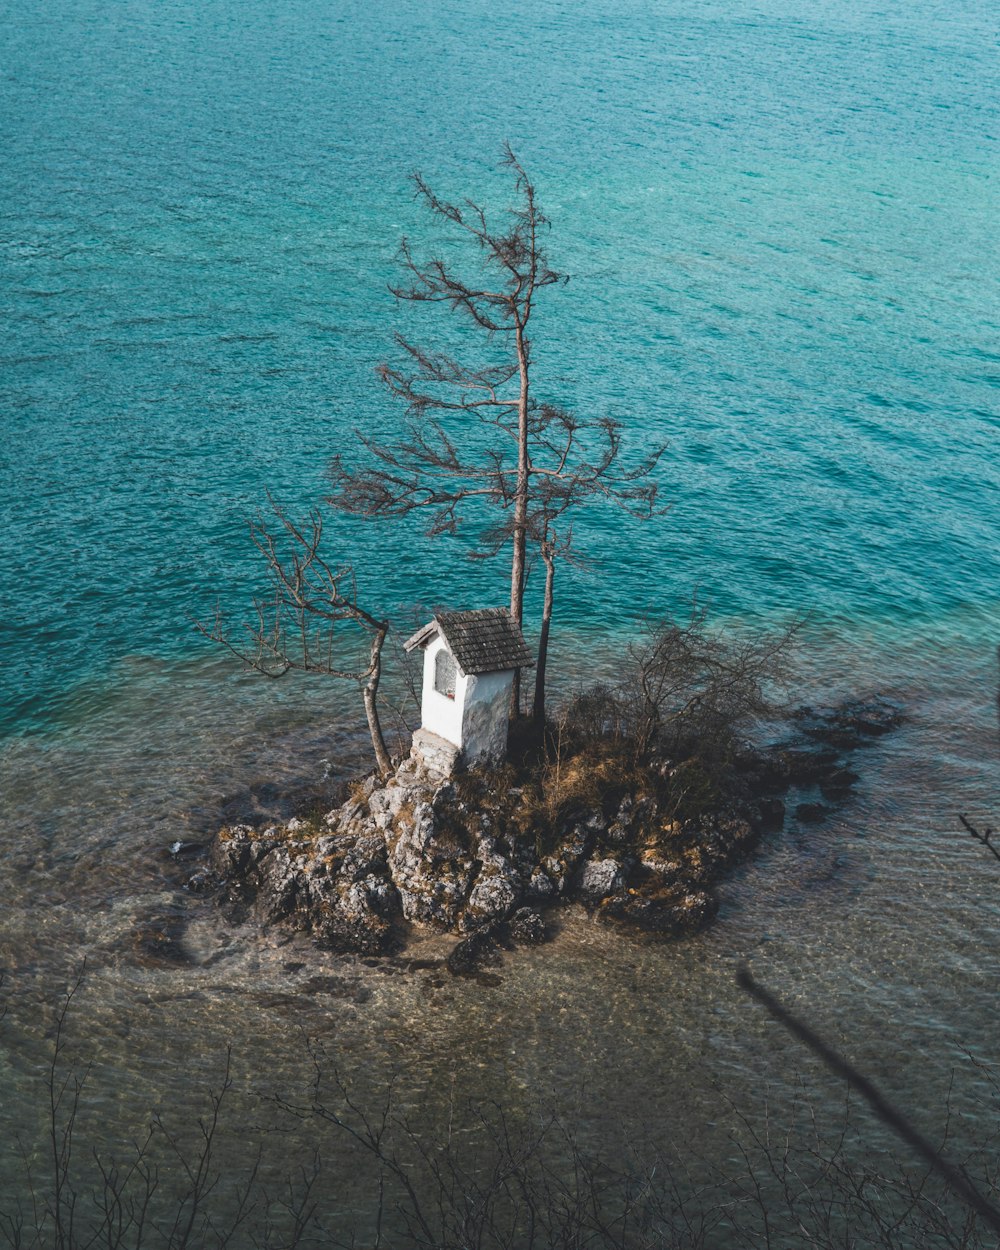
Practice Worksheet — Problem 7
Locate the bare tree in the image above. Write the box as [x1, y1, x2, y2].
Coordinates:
[328, 147, 663, 717]
[328, 147, 558, 633]
[199, 497, 393, 777]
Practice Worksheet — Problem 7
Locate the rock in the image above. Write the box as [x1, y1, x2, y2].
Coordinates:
[447, 925, 503, 976]
[738, 753, 792, 796]
[386, 805, 433, 872]
[562, 816, 604, 860]
[844, 697, 904, 736]
[639, 850, 686, 885]
[338, 874, 398, 921]
[607, 795, 653, 843]
[795, 802, 829, 824]
[793, 697, 904, 750]
[298, 857, 400, 955]
[312, 834, 340, 860]
[462, 835, 521, 931]
[819, 768, 861, 800]
[609, 795, 635, 840]
[541, 855, 570, 894]
[168, 840, 203, 859]
[313, 910, 396, 956]
[699, 813, 758, 864]
[578, 857, 627, 904]
[542, 817, 601, 895]
[396, 879, 470, 927]
[388, 798, 475, 927]
[581, 811, 611, 838]
[362, 875, 400, 917]
[369, 782, 413, 831]
[507, 907, 546, 945]
[430, 781, 459, 813]
[601, 886, 718, 937]
[254, 847, 301, 925]
[341, 833, 389, 882]
[755, 797, 786, 831]
[324, 798, 366, 833]
[779, 747, 843, 785]
[131, 914, 191, 967]
[211, 825, 255, 877]
[464, 869, 519, 930]
[185, 868, 216, 894]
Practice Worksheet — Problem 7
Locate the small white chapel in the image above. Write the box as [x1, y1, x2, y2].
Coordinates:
[403, 608, 533, 774]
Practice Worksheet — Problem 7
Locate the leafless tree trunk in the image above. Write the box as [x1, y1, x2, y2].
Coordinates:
[959, 813, 1000, 862]
[510, 319, 531, 716]
[362, 622, 392, 777]
[737, 964, 1000, 1241]
[532, 537, 556, 726]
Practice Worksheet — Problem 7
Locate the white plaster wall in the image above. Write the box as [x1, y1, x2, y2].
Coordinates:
[420, 635, 467, 748]
[460, 669, 514, 765]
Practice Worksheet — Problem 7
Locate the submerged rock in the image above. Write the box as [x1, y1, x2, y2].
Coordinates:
[819, 767, 861, 800]
[779, 747, 842, 786]
[447, 924, 503, 976]
[601, 886, 719, 937]
[793, 697, 904, 750]
[795, 802, 830, 824]
[129, 913, 191, 968]
[755, 797, 786, 831]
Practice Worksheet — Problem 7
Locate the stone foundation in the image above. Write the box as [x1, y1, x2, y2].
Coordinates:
[410, 727, 461, 777]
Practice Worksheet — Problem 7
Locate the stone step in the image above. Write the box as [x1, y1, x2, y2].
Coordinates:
[410, 727, 461, 777]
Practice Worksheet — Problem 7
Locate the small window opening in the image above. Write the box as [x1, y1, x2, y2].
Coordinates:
[434, 649, 458, 700]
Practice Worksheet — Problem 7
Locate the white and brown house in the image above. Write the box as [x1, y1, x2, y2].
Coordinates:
[403, 608, 533, 774]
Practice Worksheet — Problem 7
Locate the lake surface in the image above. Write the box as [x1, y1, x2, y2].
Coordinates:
[1, 0, 998, 1239]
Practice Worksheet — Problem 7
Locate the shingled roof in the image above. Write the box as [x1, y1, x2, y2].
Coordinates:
[403, 608, 534, 675]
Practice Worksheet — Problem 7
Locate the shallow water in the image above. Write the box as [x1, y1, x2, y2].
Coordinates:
[0, 629, 996, 1238]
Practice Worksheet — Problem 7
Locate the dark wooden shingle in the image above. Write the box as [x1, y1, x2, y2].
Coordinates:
[404, 608, 533, 675]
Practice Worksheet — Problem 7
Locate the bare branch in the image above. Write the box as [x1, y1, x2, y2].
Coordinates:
[737, 964, 1000, 1239]
[197, 496, 393, 776]
[959, 814, 1000, 863]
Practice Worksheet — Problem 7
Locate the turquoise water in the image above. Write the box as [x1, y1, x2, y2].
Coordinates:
[3, 0, 998, 735]
[1, 0, 999, 1237]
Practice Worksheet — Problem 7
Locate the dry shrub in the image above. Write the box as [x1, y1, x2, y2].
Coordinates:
[659, 756, 723, 825]
[623, 607, 799, 763]
[541, 609, 797, 792]
[500, 610, 798, 844]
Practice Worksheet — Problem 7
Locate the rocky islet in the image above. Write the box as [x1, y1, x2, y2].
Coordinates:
[197, 697, 903, 974]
